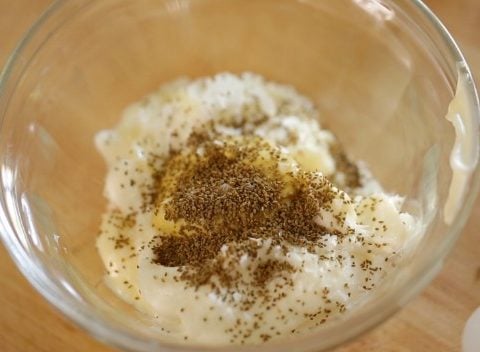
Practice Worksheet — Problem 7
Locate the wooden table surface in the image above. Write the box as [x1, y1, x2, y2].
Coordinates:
[0, 1, 479, 351]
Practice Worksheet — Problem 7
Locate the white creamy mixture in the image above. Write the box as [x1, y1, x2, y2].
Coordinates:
[96, 73, 419, 345]
[444, 65, 479, 225]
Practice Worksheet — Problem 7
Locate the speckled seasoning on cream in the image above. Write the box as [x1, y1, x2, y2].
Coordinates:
[95, 73, 420, 345]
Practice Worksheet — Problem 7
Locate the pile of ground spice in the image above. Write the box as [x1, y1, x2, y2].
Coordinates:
[148, 134, 359, 299]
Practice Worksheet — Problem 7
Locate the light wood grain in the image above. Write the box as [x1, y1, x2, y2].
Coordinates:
[0, 1, 479, 351]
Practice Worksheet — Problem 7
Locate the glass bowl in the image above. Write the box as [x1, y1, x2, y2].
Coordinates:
[0, 0, 479, 351]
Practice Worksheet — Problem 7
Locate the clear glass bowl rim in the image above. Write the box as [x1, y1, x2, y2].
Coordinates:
[0, 0, 479, 351]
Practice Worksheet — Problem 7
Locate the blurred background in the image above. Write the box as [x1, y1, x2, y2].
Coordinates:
[0, 0, 479, 351]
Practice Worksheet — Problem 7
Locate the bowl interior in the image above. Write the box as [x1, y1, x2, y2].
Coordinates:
[0, 0, 470, 349]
